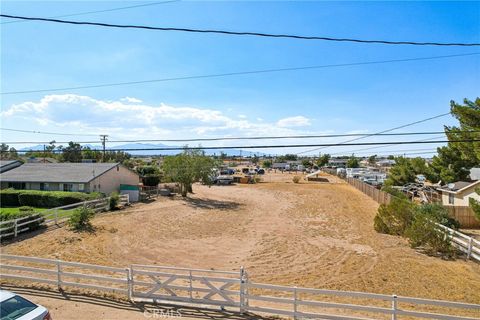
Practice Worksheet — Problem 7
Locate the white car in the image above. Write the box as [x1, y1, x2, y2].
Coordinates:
[0, 290, 51, 320]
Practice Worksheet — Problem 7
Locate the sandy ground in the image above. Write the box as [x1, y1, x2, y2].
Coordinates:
[2, 172, 480, 319]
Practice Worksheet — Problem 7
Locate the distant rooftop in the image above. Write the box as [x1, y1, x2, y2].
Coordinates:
[438, 180, 480, 194]
[0, 162, 121, 183]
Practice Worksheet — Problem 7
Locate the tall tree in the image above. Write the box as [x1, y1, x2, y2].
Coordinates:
[346, 155, 359, 168]
[384, 157, 416, 186]
[316, 154, 331, 167]
[162, 149, 217, 197]
[60, 142, 83, 162]
[430, 98, 480, 183]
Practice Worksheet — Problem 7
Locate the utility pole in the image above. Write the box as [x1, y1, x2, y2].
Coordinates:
[100, 135, 108, 162]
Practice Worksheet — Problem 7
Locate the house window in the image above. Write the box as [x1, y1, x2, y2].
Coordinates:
[40, 183, 45, 191]
[448, 193, 454, 205]
[8, 182, 25, 190]
[78, 184, 85, 191]
[63, 184, 73, 192]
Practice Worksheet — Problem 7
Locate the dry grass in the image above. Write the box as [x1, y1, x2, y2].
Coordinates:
[2, 172, 480, 305]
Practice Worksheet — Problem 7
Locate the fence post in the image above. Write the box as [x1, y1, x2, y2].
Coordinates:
[57, 260, 62, 291]
[240, 266, 245, 314]
[189, 270, 193, 301]
[13, 219, 18, 238]
[54, 209, 58, 225]
[391, 295, 397, 320]
[293, 286, 298, 320]
[126, 267, 133, 301]
[467, 238, 473, 260]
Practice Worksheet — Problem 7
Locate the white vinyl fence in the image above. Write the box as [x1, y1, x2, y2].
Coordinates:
[437, 224, 480, 262]
[1, 254, 479, 320]
[0, 194, 129, 239]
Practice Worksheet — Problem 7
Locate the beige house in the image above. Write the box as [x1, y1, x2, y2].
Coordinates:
[0, 162, 139, 195]
[437, 180, 480, 206]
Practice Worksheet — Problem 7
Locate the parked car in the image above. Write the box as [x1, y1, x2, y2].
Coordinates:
[257, 169, 265, 175]
[214, 175, 234, 185]
[0, 290, 51, 320]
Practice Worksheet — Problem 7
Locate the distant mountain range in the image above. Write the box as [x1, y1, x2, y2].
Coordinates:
[19, 143, 267, 157]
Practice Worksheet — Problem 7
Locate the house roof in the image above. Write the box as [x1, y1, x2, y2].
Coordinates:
[0, 160, 23, 173]
[0, 162, 122, 183]
[0, 160, 21, 168]
[437, 180, 480, 194]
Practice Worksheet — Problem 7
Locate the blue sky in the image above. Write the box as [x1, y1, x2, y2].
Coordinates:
[1, 1, 479, 156]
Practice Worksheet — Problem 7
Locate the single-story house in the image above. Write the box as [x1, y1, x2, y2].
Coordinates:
[0, 160, 23, 173]
[437, 180, 480, 206]
[327, 159, 348, 168]
[272, 162, 288, 170]
[0, 162, 140, 195]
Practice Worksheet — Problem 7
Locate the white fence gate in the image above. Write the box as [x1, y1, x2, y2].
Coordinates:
[1, 254, 479, 320]
[130, 264, 246, 310]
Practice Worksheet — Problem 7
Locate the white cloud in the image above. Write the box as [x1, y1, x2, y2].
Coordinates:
[120, 97, 143, 103]
[276, 116, 311, 128]
[1, 94, 316, 141]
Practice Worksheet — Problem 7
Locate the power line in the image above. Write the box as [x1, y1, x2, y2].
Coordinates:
[6, 139, 480, 153]
[297, 112, 452, 155]
[2, 53, 478, 95]
[2, 14, 479, 47]
[1, 1, 180, 25]
[329, 135, 446, 156]
[0, 127, 101, 137]
[1, 130, 472, 145]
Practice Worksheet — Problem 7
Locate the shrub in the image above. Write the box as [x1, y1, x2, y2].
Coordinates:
[292, 176, 301, 183]
[0, 189, 21, 206]
[68, 206, 95, 231]
[0, 207, 44, 238]
[373, 197, 415, 235]
[406, 204, 456, 258]
[109, 191, 120, 210]
[381, 186, 408, 200]
[18, 191, 92, 208]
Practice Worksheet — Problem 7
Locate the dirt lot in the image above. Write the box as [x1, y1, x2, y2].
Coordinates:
[2, 172, 480, 314]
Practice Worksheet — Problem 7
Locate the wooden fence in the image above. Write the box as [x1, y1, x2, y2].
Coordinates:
[0, 194, 129, 240]
[1, 254, 479, 320]
[445, 206, 480, 228]
[346, 177, 392, 205]
[344, 177, 480, 228]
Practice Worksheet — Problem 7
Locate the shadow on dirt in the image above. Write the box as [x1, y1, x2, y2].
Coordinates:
[182, 197, 242, 211]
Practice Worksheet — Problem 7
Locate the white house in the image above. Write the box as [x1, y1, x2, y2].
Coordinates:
[0, 162, 140, 195]
[437, 180, 480, 206]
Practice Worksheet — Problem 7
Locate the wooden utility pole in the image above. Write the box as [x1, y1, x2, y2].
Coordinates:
[100, 135, 108, 162]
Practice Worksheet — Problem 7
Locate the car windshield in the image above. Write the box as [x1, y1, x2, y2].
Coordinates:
[1, 295, 37, 320]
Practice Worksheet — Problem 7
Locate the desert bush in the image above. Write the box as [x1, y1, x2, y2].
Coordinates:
[381, 186, 409, 200]
[68, 206, 95, 231]
[406, 204, 456, 257]
[292, 176, 301, 183]
[109, 191, 120, 210]
[373, 197, 415, 235]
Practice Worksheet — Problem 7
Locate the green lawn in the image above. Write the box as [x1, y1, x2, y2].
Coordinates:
[0, 207, 47, 215]
[0, 207, 75, 221]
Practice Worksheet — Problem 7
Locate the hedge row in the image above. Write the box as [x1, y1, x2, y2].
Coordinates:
[0, 189, 102, 208]
[0, 206, 44, 239]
